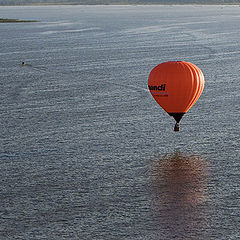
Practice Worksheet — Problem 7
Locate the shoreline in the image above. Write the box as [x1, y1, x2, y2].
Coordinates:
[0, 3, 240, 6]
[0, 18, 39, 22]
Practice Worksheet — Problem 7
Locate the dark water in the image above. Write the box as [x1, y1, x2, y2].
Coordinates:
[0, 5, 239, 240]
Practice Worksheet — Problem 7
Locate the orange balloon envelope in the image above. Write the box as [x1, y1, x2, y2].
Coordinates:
[148, 61, 205, 131]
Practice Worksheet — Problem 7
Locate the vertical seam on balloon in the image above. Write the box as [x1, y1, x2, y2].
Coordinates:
[193, 65, 204, 106]
[186, 64, 204, 111]
[185, 63, 200, 111]
[181, 62, 195, 112]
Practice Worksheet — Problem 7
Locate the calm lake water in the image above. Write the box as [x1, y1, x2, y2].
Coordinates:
[0, 5, 239, 240]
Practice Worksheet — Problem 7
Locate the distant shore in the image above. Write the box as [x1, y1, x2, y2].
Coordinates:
[0, 2, 240, 6]
[0, 18, 39, 23]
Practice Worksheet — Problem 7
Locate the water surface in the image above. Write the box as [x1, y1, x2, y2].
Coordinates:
[0, 5, 239, 240]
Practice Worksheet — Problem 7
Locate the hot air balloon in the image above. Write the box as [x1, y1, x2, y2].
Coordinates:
[148, 61, 205, 131]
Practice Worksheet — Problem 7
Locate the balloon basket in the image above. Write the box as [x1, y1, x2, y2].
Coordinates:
[174, 123, 180, 132]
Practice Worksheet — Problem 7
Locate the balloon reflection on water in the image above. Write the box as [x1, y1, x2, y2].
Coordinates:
[151, 151, 209, 239]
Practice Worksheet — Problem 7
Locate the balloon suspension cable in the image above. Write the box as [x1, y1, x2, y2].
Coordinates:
[174, 122, 180, 132]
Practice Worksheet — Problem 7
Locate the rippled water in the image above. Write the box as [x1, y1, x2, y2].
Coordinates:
[0, 5, 239, 240]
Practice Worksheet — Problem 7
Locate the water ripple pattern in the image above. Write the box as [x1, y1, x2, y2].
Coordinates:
[0, 5, 239, 240]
